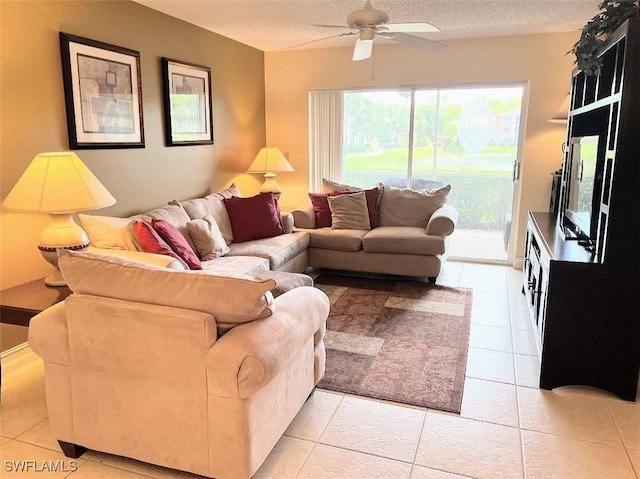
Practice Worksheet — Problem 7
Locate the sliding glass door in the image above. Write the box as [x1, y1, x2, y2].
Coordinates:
[339, 85, 525, 261]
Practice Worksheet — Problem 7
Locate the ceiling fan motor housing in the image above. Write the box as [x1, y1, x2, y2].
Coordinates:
[347, 1, 389, 29]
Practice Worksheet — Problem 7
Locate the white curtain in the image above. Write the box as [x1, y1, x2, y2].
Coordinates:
[308, 90, 343, 192]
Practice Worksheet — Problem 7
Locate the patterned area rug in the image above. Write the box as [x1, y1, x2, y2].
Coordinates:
[315, 274, 473, 413]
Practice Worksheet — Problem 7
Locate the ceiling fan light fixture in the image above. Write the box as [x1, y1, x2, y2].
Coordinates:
[359, 28, 376, 41]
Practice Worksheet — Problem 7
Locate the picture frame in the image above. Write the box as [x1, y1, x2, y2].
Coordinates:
[59, 32, 145, 149]
[161, 58, 214, 146]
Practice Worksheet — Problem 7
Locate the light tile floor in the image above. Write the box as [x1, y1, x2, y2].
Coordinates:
[1, 261, 639, 478]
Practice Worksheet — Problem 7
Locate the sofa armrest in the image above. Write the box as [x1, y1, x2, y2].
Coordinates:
[426, 204, 458, 237]
[292, 205, 316, 229]
[206, 286, 329, 399]
[86, 246, 186, 270]
[28, 301, 70, 365]
[281, 212, 294, 234]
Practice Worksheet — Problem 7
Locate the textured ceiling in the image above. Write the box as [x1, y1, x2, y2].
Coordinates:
[132, 0, 600, 52]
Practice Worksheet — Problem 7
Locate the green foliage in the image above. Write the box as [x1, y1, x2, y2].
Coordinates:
[569, 0, 639, 76]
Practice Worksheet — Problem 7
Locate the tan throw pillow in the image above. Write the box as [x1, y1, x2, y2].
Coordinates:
[378, 184, 451, 228]
[327, 191, 371, 230]
[58, 249, 276, 335]
[187, 214, 230, 260]
[79, 214, 141, 251]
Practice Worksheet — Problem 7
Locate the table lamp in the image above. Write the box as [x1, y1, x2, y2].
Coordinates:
[549, 94, 570, 123]
[246, 147, 294, 199]
[2, 152, 116, 287]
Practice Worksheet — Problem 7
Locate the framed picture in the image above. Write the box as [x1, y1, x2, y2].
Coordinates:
[59, 32, 145, 149]
[161, 58, 214, 146]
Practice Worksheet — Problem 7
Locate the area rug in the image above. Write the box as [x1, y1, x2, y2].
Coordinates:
[315, 274, 473, 413]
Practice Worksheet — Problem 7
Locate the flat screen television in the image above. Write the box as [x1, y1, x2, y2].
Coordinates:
[562, 135, 603, 247]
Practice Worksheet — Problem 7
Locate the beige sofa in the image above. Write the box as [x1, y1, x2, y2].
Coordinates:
[29, 250, 330, 479]
[292, 182, 458, 281]
[77, 183, 310, 278]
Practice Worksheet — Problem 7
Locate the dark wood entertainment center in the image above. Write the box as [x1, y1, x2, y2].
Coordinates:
[523, 17, 639, 401]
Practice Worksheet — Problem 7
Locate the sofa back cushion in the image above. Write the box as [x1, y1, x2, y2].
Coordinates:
[177, 184, 241, 245]
[58, 249, 277, 334]
[378, 184, 451, 228]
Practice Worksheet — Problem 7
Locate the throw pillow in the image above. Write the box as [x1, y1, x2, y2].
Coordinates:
[58, 249, 276, 335]
[223, 193, 283, 243]
[152, 219, 203, 270]
[327, 191, 371, 230]
[132, 203, 197, 253]
[78, 214, 141, 251]
[309, 187, 379, 229]
[378, 184, 451, 228]
[186, 214, 230, 260]
[133, 221, 189, 269]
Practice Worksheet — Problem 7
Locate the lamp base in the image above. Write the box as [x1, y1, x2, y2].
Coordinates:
[260, 172, 282, 200]
[38, 213, 91, 288]
[44, 270, 68, 287]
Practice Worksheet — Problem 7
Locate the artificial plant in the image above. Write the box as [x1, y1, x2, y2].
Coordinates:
[569, 0, 639, 75]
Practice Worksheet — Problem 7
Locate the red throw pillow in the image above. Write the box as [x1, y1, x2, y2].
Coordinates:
[309, 188, 380, 228]
[308, 193, 334, 228]
[151, 219, 202, 270]
[223, 193, 283, 243]
[133, 221, 188, 269]
[364, 187, 380, 228]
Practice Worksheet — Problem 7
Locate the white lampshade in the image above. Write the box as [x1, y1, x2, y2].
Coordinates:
[246, 147, 294, 174]
[3, 152, 116, 213]
[246, 147, 294, 199]
[2, 152, 116, 287]
[549, 94, 570, 123]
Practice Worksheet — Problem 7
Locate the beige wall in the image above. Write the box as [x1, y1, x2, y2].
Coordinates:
[0, 0, 266, 288]
[264, 32, 578, 261]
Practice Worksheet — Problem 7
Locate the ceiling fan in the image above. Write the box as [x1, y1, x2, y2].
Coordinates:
[294, 0, 446, 61]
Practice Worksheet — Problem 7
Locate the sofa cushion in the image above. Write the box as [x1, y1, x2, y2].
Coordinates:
[378, 184, 451, 228]
[152, 219, 202, 270]
[328, 191, 371, 230]
[305, 228, 366, 252]
[58, 249, 276, 334]
[308, 193, 334, 228]
[177, 183, 241, 245]
[134, 221, 188, 268]
[363, 226, 446, 255]
[187, 214, 230, 260]
[201, 255, 270, 276]
[227, 232, 309, 270]
[321, 178, 361, 194]
[224, 193, 284, 243]
[250, 270, 314, 297]
[79, 214, 140, 251]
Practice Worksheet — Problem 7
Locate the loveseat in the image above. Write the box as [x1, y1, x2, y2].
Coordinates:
[28, 249, 330, 479]
[292, 180, 458, 281]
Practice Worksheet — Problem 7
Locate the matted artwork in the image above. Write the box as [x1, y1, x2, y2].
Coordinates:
[161, 58, 214, 146]
[59, 32, 145, 149]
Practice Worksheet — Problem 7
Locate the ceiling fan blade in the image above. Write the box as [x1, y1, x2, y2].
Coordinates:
[312, 24, 352, 29]
[385, 22, 440, 33]
[391, 32, 447, 53]
[287, 32, 356, 49]
[352, 38, 374, 61]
